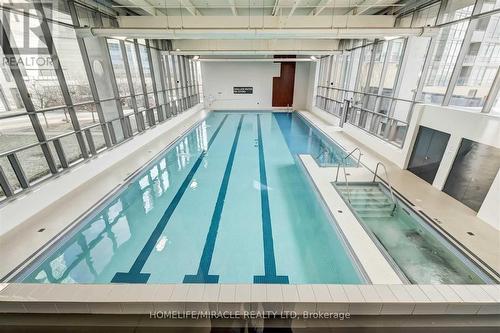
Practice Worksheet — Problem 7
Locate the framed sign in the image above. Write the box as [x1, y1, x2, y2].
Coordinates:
[233, 87, 253, 94]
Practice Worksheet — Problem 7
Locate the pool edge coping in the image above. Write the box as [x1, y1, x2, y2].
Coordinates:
[0, 283, 498, 316]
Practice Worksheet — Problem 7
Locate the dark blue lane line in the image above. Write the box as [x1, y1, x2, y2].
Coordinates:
[254, 114, 289, 284]
[112, 115, 230, 283]
[184, 115, 245, 283]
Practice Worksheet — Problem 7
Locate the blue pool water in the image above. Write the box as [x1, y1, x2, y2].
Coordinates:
[20, 112, 363, 284]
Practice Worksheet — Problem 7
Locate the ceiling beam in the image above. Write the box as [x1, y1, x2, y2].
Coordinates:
[79, 27, 436, 40]
[272, 0, 281, 16]
[309, 0, 333, 16]
[346, 0, 386, 15]
[229, 0, 238, 15]
[117, 14, 398, 30]
[117, 0, 161, 16]
[170, 39, 341, 54]
[289, 0, 301, 17]
[180, 0, 201, 16]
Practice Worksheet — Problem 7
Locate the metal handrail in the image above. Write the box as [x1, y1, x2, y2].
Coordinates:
[335, 147, 362, 182]
[338, 159, 352, 204]
[0, 97, 200, 200]
[373, 162, 397, 215]
[0, 100, 187, 158]
[316, 85, 415, 104]
[344, 147, 362, 167]
[0, 85, 203, 121]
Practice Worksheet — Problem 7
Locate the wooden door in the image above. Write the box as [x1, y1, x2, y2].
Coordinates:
[272, 56, 295, 107]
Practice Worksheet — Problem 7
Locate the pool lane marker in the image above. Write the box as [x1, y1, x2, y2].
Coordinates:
[254, 114, 289, 284]
[111, 115, 229, 283]
[183, 115, 245, 283]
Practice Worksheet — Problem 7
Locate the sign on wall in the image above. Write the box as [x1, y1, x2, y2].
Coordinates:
[233, 87, 253, 94]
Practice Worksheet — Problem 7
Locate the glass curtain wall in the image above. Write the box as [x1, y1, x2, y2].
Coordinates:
[0, 2, 202, 201]
[315, 0, 500, 148]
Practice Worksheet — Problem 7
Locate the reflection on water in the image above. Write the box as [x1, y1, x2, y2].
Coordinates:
[24, 122, 210, 283]
[273, 113, 356, 167]
[31, 203, 132, 283]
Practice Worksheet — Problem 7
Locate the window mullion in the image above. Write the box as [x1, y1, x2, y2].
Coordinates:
[443, 1, 484, 105]
[482, 67, 500, 113]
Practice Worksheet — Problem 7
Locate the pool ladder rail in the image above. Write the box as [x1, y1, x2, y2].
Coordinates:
[334, 149, 397, 217]
[373, 162, 398, 216]
[334, 147, 363, 205]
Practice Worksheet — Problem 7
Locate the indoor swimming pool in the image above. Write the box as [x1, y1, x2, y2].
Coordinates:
[18, 112, 363, 284]
[335, 183, 495, 284]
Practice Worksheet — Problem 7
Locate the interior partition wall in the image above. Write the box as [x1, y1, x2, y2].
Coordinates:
[0, 1, 203, 202]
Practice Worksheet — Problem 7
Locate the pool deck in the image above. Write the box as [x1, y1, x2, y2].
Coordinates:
[0, 282, 499, 317]
[0, 108, 499, 320]
[298, 110, 500, 276]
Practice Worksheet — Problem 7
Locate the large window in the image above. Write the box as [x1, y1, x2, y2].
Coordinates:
[313, 0, 500, 151]
[449, 13, 500, 109]
[196, 60, 203, 103]
[0, 3, 202, 201]
[492, 91, 500, 114]
[421, 20, 470, 105]
[419, 0, 500, 111]
[107, 39, 130, 97]
[440, 0, 476, 23]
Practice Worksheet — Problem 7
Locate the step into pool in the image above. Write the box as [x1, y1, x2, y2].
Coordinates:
[335, 182, 495, 284]
[16, 112, 364, 284]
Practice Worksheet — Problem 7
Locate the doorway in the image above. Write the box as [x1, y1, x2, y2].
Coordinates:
[272, 56, 296, 107]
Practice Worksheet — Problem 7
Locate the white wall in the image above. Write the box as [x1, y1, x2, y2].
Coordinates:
[415, 105, 500, 230]
[202, 62, 278, 109]
[201, 61, 311, 110]
[293, 62, 311, 110]
[416, 105, 500, 190]
[478, 170, 500, 230]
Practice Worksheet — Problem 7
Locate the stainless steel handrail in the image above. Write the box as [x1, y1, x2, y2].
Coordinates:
[316, 85, 415, 104]
[335, 147, 362, 182]
[373, 161, 397, 215]
[0, 97, 200, 201]
[338, 159, 352, 204]
[344, 147, 362, 167]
